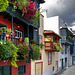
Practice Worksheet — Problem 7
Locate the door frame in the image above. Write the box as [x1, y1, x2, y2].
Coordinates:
[35, 62, 43, 75]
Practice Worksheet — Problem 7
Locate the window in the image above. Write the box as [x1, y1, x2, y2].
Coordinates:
[61, 44, 64, 54]
[39, 35, 43, 43]
[18, 65, 26, 75]
[0, 65, 11, 75]
[48, 52, 52, 65]
[15, 29, 23, 38]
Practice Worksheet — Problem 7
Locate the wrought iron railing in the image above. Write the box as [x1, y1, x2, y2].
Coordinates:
[44, 41, 57, 51]
[0, 33, 24, 46]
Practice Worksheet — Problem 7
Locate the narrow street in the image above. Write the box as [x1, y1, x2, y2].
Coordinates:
[54, 65, 75, 75]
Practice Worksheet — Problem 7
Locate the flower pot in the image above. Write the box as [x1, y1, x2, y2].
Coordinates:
[19, 38, 22, 41]
[5, 33, 9, 37]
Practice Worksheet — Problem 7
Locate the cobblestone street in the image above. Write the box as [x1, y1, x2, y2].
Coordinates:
[54, 65, 75, 75]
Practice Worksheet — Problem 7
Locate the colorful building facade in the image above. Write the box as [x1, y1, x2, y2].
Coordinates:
[31, 14, 61, 75]
[0, 0, 45, 75]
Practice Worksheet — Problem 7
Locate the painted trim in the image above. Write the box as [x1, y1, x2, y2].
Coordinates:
[35, 62, 43, 75]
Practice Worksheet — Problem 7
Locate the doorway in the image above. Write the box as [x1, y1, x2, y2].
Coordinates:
[35, 62, 43, 75]
[61, 59, 64, 69]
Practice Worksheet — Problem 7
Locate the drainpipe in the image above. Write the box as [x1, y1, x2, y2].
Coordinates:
[11, 16, 13, 40]
[27, 25, 29, 42]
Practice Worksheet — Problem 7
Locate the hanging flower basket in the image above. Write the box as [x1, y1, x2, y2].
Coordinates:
[17, 43, 30, 61]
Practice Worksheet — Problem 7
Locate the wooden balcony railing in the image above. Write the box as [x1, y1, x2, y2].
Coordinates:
[44, 41, 59, 52]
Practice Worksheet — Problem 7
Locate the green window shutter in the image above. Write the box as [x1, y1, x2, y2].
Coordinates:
[18, 65, 26, 75]
[0, 66, 3, 75]
[3, 65, 11, 75]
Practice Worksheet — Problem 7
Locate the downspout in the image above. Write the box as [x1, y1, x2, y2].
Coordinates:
[11, 16, 13, 40]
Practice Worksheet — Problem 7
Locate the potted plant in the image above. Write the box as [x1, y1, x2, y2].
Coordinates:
[39, 43, 44, 49]
[3, 28, 14, 37]
[17, 43, 30, 61]
[30, 43, 40, 60]
[53, 42, 64, 51]
[0, 40, 18, 67]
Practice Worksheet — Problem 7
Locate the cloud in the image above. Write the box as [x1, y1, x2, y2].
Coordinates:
[40, 0, 75, 26]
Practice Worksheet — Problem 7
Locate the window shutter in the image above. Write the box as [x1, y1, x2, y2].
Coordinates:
[18, 65, 26, 75]
[4, 65, 11, 75]
[34, 30, 38, 43]
[0, 66, 3, 75]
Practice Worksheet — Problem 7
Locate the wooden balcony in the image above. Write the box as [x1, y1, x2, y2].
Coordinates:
[44, 41, 59, 52]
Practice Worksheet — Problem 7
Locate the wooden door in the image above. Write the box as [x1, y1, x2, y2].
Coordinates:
[35, 62, 43, 75]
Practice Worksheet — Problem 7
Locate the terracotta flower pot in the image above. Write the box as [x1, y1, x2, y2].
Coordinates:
[19, 38, 22, 41]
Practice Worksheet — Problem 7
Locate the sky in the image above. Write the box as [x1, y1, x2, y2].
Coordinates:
[40, 0, 75, 26]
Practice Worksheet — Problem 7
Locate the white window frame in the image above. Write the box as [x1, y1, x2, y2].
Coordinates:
[15, 29, 23, 38]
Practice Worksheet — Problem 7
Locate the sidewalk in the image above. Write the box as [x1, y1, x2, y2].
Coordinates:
[53, 68, 67, 75]
[53, 65, 74, 75]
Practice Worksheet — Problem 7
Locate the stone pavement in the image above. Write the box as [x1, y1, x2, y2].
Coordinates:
[54, 65, 75, 75]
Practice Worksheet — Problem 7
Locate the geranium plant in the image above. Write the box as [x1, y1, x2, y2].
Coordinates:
[3, 28, 14, 37]
[0, 0, 40, 26]
[17, 43, 30, 61]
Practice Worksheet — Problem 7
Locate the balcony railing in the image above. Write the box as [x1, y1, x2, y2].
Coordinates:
[44, 41, 59, 52]
[0, 33, 24, 46]
[61, 36, 73, 44]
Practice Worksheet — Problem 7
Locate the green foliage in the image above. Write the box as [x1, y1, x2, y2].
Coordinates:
[33, 11, 40, 26]
[0, 40, 18, 67]
[0, 40, 12, 60]
[0, 0, 9, 12]
[17, 0, 28, 10]
[11, 43, 18, 67]
[0, 28, 3, 32]
[39, 43, 44, 49]
[31, 40, 37, 44]
[17, 43, 30, 61]
[24, 37, 29, 45]
[53, 42, 64, 51]
[30, 44, 40, 60]
[3, 28, 14, 34]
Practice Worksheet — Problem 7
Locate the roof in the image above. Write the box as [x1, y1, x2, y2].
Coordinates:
[43, 30, 61, 38]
